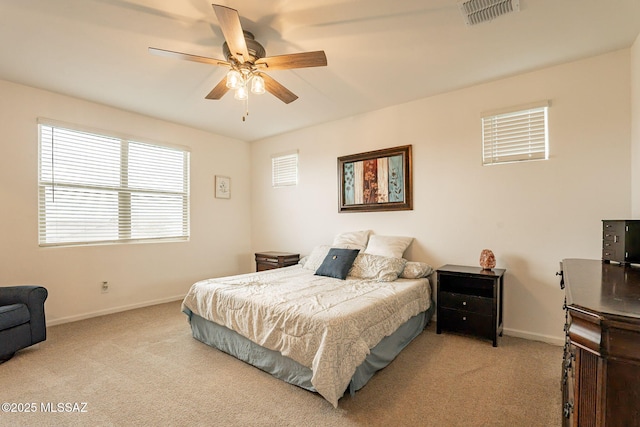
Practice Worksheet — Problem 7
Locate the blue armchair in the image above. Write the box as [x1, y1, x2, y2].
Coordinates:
[0, 286, 48, 363]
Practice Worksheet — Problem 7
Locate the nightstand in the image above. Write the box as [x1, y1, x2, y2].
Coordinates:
[255, 251, 300, 272]
[436, 264, 505, 347]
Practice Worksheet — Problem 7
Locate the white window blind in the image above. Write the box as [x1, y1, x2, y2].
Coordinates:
[272, 151, 298, 187]
[482, 102, 549, 165]
[38, 123, 190, 246]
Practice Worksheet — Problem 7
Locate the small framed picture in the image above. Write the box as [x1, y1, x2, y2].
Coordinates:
[215, 175, 231, 199]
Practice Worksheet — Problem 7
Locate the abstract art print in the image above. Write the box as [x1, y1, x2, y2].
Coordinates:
[338, 145, 412, 212]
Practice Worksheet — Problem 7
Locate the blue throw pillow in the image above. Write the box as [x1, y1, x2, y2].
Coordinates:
[315, 248, 360, 280]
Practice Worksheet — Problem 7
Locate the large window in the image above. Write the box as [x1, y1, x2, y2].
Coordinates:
[482, 101, 549, 165]
[38, 122, 190, 246]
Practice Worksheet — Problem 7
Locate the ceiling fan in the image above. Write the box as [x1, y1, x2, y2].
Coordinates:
[149, 4, 327, 112]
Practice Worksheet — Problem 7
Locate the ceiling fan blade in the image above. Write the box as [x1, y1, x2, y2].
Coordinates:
[212, 4, 250, 62]
[261, 73, 298, 104]
[205, 78, 229, 100]
[255, 51, 327, 71]
[148, 47, 229, 67]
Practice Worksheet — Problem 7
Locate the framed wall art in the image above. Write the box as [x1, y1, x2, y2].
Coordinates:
[338, 145, 413, 213]
[215, 175, 231, 199]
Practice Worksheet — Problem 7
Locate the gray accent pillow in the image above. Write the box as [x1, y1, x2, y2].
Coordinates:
[315, 248, 360, 280]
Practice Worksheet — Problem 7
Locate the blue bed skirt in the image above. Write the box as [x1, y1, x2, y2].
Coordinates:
[183, 304, 433, 400]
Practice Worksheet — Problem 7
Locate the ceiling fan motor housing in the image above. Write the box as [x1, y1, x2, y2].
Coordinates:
[223, 31, 266, 63]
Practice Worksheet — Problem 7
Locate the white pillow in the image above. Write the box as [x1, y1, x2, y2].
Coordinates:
[332, 230, 371, 251]
[400, 261, 434, 279]
[348, 253, 407, 282]
[301, 245, 331, 271]
[364, 235, 414, 259]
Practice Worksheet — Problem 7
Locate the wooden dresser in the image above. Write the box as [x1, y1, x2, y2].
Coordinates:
[560, 259, 640, 427]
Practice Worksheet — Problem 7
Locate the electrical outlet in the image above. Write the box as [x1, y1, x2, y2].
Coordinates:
[101, 281, 109, 293]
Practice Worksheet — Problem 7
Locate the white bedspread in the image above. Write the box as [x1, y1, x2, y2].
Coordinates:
[182, 265, 431, 407]
[183, 265, 431, 407]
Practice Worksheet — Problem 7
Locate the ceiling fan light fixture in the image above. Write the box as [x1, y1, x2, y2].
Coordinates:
[251, 75, 265, 95]
[234, 84, 248, 101]
[226, 69, 242, 89]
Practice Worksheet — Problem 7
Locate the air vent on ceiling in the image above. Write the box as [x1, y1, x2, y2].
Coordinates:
[458, 0, 520, 26]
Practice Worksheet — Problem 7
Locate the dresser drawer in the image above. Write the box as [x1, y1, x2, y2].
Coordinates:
[601, 226, 622, 262]
[438, 291, 492, 316]
[438, 308, 493, 338]
[603, 221, 623, 233]
[602, 219, 621, 243]
[602, 248, 617, 261]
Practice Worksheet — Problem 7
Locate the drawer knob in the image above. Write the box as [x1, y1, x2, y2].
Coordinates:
[462, 316, 467, 321]
[462, 301, 467, 306]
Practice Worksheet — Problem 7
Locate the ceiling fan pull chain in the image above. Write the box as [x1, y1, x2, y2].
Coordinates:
[242, 96, 249, 122]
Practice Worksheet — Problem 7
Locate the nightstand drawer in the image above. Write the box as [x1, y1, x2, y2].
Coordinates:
[255, 252, 299, 272]
[439, 307, 493, 338]
[438, 292, 492, 316]
[257, 263, 279, 272]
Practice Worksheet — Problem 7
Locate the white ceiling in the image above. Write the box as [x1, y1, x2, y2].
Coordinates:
[1, 0, 639, 142]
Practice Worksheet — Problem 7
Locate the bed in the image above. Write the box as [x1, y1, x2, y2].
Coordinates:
[182, 235, 434, 407]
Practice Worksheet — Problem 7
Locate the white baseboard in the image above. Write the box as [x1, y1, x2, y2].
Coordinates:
[48, 301, 566, 347]
[432, 314, 565, 346]
[46, 295, 185, 326]
[503, 327, 564, 346]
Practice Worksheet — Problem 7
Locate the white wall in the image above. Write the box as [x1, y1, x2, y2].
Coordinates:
[632, 34, 640, 216]
[251, 50, 632, 344]
[2, 48, 633, 340]
[0, 80, 252, 325]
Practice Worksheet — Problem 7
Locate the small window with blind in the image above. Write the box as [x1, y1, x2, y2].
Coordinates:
[38, 121, 190, 246]
[482, 101, 549, 165]
[272, 151, 298, 187]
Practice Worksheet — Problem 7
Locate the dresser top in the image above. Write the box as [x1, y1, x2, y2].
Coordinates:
[562, 258, 640, 320]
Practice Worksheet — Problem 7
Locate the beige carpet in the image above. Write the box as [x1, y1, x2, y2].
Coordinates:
[0, 301, 562, 426]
